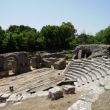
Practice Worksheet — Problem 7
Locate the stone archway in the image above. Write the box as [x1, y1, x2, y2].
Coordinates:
[0, 52, 31, 77]
[74, 48, 92, 59]
[4, 54, 18, 76]
[81, 49, 92, 58]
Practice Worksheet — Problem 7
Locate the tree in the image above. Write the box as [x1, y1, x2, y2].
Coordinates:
[95, 26, 110, 44]
[60, 22, 76, 49]
[5, 25, 40, 52]
[95, 30, 105, 43]
[41, 22, 76, 50]
[0, 27, 5, 53]
[2, 32, 17, 52]
[103, 26, 110, 44]
[77, 33, 88, 44]
[23, 30, 38, 51]
[41, 25, 61, 50]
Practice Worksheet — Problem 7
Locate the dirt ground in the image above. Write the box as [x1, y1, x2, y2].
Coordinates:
[92, 90, 110, 110]
[0, 68, 64, 93]
[0, 92, 81, 110]
[0, 65, 82, 110]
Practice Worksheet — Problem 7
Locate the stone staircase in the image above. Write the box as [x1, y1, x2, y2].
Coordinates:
[65, 57, 110, 87]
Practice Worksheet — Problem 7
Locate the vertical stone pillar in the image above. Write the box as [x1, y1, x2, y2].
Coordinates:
[78, 50, 82, 59]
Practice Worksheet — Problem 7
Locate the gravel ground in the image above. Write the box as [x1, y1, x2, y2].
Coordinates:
[0, 68, 64, 93]
[0, 92, 81, 110]
[92, 90, 110, 110]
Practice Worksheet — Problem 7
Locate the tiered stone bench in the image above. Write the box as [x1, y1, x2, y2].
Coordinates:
[65, 57, 110, 87]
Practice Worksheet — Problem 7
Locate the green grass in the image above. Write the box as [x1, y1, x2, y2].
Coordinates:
[65, 51, 74, 60]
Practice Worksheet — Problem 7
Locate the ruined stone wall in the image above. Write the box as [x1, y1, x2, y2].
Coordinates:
[31, 54, 43, 69]
[41, 52, 65, 58]
[74, 44, 110, 59]
[17, 52, 30, 73]
[0, 51, 66, 78]
[0, 52, 31, 77]
[31, 53, 66, 69]
[54, 58, 66, 70]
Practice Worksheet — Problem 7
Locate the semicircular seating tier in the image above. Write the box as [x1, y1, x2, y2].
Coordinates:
[65, 57, 110, 87]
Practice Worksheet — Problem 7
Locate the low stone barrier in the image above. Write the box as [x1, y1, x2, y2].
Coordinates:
[43, 59, 51, 68]
[63, 85, 75, 94]
[48, 86, 63, 100]
[54, 58, 66, 70]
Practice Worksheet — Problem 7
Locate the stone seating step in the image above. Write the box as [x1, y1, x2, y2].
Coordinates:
[71, 70, 89, 83]
[82, 61, 108, 76]
[67, 71, 86, 85]
[81, 59, 101, 66]
[84, 61, 110, 76]
[65, 74, 82, 87]
[65, 58, 110, 87]
[69, 65, 96, 81]
[71, 60, 106, 78]
[68, 67, 92, 82]
[85, 65, 104, 78]
[83, 67, 98, 80]
[69, 69, 91, 83]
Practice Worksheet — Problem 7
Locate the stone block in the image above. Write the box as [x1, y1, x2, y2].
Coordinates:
[54, 58, 66, 70]
[48, 86, 63, 100]
[63, 85, 75, 94]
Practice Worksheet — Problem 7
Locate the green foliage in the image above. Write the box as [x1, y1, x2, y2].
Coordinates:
[2, 25, 40, 52]
[41, 22, 76, 50]
[65, 51, 74, 60]
[95, 26, 110, 44]
[0, 23, 110, 53]
[76, 33, 95, 45]
[0, 27, 5, 53]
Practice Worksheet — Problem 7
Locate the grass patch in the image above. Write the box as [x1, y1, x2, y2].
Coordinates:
[65, 51, 74, 60]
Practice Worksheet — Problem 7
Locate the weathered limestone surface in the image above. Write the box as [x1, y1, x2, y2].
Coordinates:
[48, 86, 63, 100]
[64, 45, 110, 110]
[0, 84, 77, 107]
[32, 53, 66, 69]
[74, 44, 110, 59]
[0, 52, 31, 77]
[42, 58, 52, 68]
[31, 54, 43, 68]
[54, 58, 66, 70]
[41, 52, 65, 58]
[0, 51, 66, 78]
[63, 85, 75, 94]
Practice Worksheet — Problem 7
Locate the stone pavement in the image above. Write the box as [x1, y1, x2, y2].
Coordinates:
[68, 76, 110, 110]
